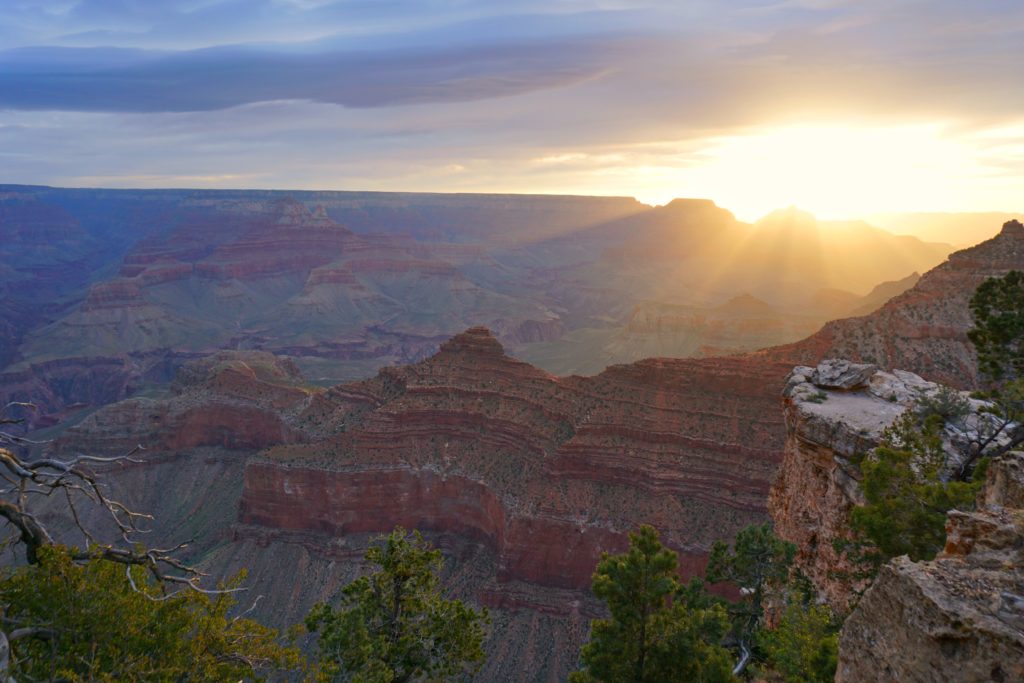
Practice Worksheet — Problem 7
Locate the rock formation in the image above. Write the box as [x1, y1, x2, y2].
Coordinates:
[769, 358, 1010, 612]
[836, 451, 1024, 682]
[771, 356, 1024, 681]
[0, 185, 958, 425]
[767, 220, 1024, 388]
[770, 360, 944, 610]
[55, 328, 790, 681]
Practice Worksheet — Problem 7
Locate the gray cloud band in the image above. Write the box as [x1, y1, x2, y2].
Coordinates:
[0, 37, 618, 113]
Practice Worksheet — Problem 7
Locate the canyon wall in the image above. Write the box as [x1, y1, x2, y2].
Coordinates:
[57, 328, 789, 681]
[766, 220, 1024, 388]
[769, 358, 1008, 612]
[1, 186, 961, 426]
[770, 358, 1024, 681]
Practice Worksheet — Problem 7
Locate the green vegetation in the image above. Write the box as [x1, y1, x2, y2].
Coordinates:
[570, 525, 735, 683]
[757, 587, 838, 683]
[306, 528, 489, 683]
[968, 269, 1024, 384]
[571, 524, 825, 682]
[850, 413, 983, 566]
[0, 545, 302, 681]
[706, 524, 796, 676]
[837, 271, 1024, 573]
[960, 270, 1024, 477]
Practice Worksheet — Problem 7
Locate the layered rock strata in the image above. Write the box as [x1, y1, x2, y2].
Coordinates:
[239, 327, 787, 590]
[59, 328, 789, 681]
[836, 452, 1024, 682]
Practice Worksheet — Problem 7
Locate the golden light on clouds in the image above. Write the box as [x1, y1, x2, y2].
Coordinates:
[535, 122, 1024, 222]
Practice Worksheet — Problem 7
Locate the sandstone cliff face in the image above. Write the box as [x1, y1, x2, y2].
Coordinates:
[768, 359, 997, 612]
[836, 452, 1024, 683]
[240, 327, 785, 592]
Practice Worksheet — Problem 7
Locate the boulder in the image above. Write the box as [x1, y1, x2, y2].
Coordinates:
[812, 359, 878, 389]
[836, 452, 1024, 683]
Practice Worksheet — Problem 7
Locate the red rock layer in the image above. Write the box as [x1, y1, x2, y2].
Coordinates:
[239, 328, 784, 595]
[55, 351, 313, 457]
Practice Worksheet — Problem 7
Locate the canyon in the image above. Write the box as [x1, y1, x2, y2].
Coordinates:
[6, 185, 1024, 677]
[1, 186, 951, 426]
[53, 328, 789, 680]
[30, 219, 1021, 678]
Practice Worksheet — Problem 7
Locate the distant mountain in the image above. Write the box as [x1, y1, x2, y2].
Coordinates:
[764, 219, 1024, 388]
[846, 271, 921, 317]
[869, 211, 1016, 247]
[517, 294, 822, 375]
[0, 185, 956, 424]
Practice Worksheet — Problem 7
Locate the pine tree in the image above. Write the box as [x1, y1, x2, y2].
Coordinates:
[306, 528, 489, 682]
[570, 525, 735, 683]
[705, 524, 795, 674]
[0, 546, 302, 680]
[968, 269, 1024, 385]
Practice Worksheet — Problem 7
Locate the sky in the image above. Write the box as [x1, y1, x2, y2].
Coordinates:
[2, 0, 1024, 221]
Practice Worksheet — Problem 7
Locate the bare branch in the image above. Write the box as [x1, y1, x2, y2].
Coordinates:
[0, 404, 232, 596]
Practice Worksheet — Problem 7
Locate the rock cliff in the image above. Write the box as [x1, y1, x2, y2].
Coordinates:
[239, 327, 786, 590]
[836, 451, 1024, 682]
[770, 357, 1024, 681]
[58, 328, 789, 681]
[769, 359, 1004, 612]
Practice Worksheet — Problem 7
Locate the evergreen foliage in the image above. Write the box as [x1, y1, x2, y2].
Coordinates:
[705, 523, 795, 669]
[0, 545, 302, 681]
[569, 525, 735, 683]
[968, 269, 1024, 385]
[756, 580, 838, 683]
[850, 413, 982, 565]
[306, 528, 488, 682]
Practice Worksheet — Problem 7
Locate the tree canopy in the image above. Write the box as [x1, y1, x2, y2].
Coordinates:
[570, 525, 735, 683]
[306, 528, 489, 683]
[850, 413, 982, 565]
[757, 586, 838, 683]
[0, 403, 304, 680]
[968, 269, 1024, 386]
[0, 545, 302, 681]
[705, 523, 795, 673]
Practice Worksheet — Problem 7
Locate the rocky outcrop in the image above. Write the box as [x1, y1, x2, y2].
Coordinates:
[767, 220, 1024, 388]
[769, 360, 987, 611]
[836, 451, 1024, 682]
[55, 351, 314, 457]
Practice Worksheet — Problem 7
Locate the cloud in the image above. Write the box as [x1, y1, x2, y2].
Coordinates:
[2, 0, 1024, 216]
[0, 36, 623, 112]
